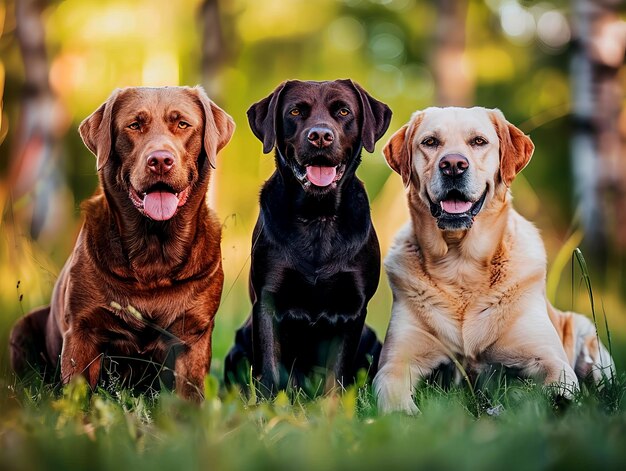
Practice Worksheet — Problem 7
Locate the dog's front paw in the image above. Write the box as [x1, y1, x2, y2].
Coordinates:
[373, 371, 419, 415]
[545, 367, 580, 400]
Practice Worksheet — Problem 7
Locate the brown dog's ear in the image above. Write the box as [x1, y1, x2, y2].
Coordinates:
[247, 81, 289, 154]
[383, 112, 422, 187]
[345, 79, 392, 153]
[193, 86, 235, 168]
[79, 89, 121, 171]
[489, 109, 534, 187]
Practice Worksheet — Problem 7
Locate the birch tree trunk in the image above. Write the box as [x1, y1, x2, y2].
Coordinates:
[571, 0, 626, 255]
[10, 0, 66, 243]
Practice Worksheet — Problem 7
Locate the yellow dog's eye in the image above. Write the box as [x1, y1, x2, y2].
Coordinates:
[178, 121, 190, 129]
[338, 108, 350, 116]
[472, 136, 487, 146]
[128, 122, 140, 131]
[421, 136, 439, 147]
[290, 108, 300, 116]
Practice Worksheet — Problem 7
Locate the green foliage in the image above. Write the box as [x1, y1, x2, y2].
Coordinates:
[2, 371, 626, 471]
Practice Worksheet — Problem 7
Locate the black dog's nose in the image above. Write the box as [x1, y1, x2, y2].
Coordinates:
[439, 154, 469, 177]
[307, 127, 334, 148]
[147, 150, 175, 175]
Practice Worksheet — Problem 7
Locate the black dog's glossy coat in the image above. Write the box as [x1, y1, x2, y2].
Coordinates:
[224, 80, 391, 395]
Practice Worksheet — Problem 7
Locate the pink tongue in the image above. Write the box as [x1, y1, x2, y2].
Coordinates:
[143, 191, 179, 221]
[306, 166, 337, 187]
[441, 199, 472, 214]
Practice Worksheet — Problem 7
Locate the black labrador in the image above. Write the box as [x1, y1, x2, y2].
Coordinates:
[224, 79, 392, 396]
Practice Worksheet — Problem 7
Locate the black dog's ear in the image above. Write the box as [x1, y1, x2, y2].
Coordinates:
[345, 80, 392, 153]
[247, 82, 289, 154]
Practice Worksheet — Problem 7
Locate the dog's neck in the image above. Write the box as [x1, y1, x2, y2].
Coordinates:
[407, 185, 511, 267]
[85, 176, 211, 283]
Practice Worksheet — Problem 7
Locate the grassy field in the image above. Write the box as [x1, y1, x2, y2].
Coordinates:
[1, 265, 625, 471]
[1, 366, 625, 471]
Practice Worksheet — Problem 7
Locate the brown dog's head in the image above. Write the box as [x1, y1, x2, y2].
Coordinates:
[79, 86, 234, 221]
[247, 79, 391, 194]
[384, 107, 534, 231]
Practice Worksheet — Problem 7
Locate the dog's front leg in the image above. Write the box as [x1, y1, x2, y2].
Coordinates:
[252, 290, 281, 397]
[173, 328, 212, 402]
[324, 317, 365, 393]
[374, 301, 450, 415]
[487, 297, 580, 399]
[60, 327, 102, 389]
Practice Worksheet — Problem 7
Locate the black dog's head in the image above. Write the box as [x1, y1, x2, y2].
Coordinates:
[247, 80, 391, 194]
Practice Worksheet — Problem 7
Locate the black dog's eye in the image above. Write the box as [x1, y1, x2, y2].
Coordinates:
[338, 108, 350, 117]
[471, 136, 488, 146]
[421, 136, 439, 147]
[128, 122, 140, 131]
[289, 108, 301, 116]
[178, 121, 191, 129]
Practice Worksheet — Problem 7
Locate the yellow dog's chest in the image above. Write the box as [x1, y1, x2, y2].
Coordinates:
[410, 257, 514, 356]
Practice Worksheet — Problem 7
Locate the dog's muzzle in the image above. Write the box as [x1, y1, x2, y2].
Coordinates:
[427, 187, 488, 231]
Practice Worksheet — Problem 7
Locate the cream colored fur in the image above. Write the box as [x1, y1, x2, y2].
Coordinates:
[374, 107, 615, 415]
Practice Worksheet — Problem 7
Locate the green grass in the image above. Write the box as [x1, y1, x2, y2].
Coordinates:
[1, 366, 625, 471]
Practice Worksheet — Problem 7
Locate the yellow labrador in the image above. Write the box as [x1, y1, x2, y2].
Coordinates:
[374, 107, 615, 414]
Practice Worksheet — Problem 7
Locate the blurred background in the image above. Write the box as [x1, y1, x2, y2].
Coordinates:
[1, 0, 625, 377]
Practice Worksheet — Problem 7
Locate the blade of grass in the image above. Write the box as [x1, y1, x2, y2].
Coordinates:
[547, 229, 584, 303]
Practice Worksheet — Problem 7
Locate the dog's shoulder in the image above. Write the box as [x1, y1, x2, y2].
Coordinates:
[384, 222, 424, 283]
[505, 209, 547, 269]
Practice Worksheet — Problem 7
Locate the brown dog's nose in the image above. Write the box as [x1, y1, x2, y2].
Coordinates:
[439, 154, 469, 177]
[147, 150, 175, 175]
[307, 127, 334, 148]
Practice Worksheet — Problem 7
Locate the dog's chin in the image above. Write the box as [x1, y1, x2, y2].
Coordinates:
[426, 187, 488, 231]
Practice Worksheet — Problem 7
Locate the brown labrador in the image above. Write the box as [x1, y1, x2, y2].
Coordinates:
[9, 86, 234, 400]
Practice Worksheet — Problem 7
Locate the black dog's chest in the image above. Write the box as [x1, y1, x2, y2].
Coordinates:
[273, 269, 365, 323]
[291, 216, 340, 259]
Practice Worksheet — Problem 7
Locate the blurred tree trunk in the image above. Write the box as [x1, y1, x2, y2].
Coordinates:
[10, 0, 67, 244]
[433, 0, 474, 106]
[200, 0, 231, 207]
[200, 0, 226, 101]
[571, 0, 626, 256]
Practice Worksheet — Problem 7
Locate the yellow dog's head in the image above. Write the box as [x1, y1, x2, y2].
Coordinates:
[384, 107, 534, 231]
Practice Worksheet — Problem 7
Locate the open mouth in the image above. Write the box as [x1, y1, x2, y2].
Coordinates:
[427, 188, 488, 229]
[129, 182, 191, 221]
[292, 162, 346, 189]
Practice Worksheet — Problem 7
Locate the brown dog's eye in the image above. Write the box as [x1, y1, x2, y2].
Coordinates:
[128, 122, 140, 131]
[471, 136, 488, 146]
[178, 121, 190, 129]
[421, 137, 439, 147]
[289, 108, 300, 116]
[338, 108, 350, 117]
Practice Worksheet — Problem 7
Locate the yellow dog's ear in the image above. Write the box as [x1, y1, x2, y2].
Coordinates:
[383, 112, 422, 187]
[489, 109, 534, 187]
